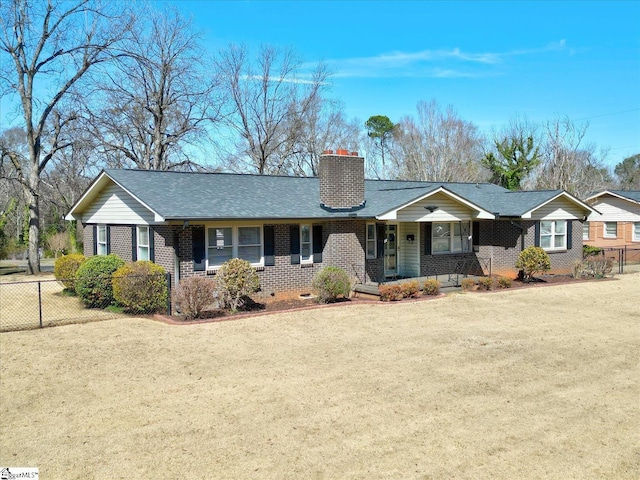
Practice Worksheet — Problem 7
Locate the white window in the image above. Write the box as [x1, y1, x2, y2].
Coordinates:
[432, 222, 471, 254]
[540, 220, 567, 251]
[207, 226, 263, 268]
[97, 225, 107, 255]
[634, 222, 640, 242]
[208, 227, 233, 267]
[366, 223, 376, 259]
[137, 226, 150, 261]
[604, 222, 617, 238]
[238, 226, 261, 264]
[300, 224, 312, 263]
[582, 222, 590, 241]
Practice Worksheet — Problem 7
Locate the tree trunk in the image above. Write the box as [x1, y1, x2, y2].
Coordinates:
[25, 166, 41, 274]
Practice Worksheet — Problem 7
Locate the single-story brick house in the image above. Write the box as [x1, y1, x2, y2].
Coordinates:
[66, 150, 595, 297]
[584, 190, 640, 260]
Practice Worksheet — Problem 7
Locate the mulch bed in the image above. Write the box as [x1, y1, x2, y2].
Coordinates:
[154, 274, 616, 325]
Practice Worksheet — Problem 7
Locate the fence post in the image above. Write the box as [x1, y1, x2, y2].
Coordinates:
[37, 281, 43, 328]
[620, 248, 624, 274]
[165, 272, 172, 315]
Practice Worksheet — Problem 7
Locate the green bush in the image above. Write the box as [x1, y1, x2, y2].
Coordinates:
[75, 254, 125, 308]
[516, 246, 551, 282]
[583, 245, 603, 258]
[400, 280, 420, 298]
[112, 261, 167, 314]
[54, 253, 87, 291]
[497, 276, 512, 288]
[173, 276, 217, 320]
[423, 279, 441, 296]
[312, 266, 352, 303]
[216, 258, 260, 312]
[379, 284, 403, 301]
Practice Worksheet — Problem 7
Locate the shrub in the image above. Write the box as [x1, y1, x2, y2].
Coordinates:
[400, 280, 420, 298]
[497, 276, 512, 288]
[312, 266, 352, 303]
[461, 278, 476, 291]
[572, 259, 586, 279]
[585, 256, 613, 278]
[423, 279, 441, 296]
[216, 258, 260, 312]
[583, 244, 603, 258]
[75, 254, 125, 308]
[516, 246, 551, 282]
[379, 284, 403, 301]
[477, 276, 494, 291]
[54, 253, 87, 291]
[112, 261, 167, 314]
[173, 276, 217, 320]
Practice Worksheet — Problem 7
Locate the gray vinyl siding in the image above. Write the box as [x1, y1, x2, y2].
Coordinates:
[82, 183, 156, 225]
[398, 223, 420, 277]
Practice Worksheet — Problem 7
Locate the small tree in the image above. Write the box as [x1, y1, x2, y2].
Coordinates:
[516, 246, 551, 282]
[47, 232, 71, 258]
[216, 258, 260, 312]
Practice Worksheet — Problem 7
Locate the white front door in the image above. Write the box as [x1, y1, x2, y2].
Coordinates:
[384, 224, 398, 278]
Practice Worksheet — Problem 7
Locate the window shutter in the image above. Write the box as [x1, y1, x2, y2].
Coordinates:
[534, 222, 540, 247]
[290, 225, 300, 264]
[424, 223, 432, 255]
[566, 221, 572, 250]
[131, 226, 137, 261]
[264, 225, 275, 266]
[149, 227, 155, 262]
[472, 221, 480, 247]
[312, 225, 323, 263]
[106, 226, 111, 254]
[376, 224, 385, 258]
[92, 225, 97, 255]
[192, 226, 206, 271]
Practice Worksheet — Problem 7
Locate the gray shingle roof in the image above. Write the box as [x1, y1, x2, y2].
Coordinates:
[608, 190, 640, 203]
[101, 169, 578, 220]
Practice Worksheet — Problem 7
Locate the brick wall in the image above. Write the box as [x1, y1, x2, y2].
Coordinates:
[318, 153, 365, 209]
[109, 225, 133, 261]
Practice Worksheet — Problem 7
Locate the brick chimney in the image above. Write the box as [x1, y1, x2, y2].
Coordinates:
[319, 149, 365, 210]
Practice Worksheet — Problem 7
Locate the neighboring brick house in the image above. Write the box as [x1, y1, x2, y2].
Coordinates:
[584, 190, 640, 262]
[66, 150, 595, 298]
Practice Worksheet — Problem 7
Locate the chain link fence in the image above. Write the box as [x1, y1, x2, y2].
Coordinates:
[597, 246, 640, 274]
[0, 274, 171, 332]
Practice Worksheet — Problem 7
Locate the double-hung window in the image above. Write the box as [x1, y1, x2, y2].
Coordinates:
[634, 222, 640, 242]
[540, 220, 567, 250]
[137, 226, 150, 261]
[300, 224, 312, 263]
[207, 226, 263, 268]
[604, 222, 617, 238]
[432, 222, 471, 254]
[366, 223, 377, 259]
[97, 225, 107, 255]
[582, 222, 590, 241]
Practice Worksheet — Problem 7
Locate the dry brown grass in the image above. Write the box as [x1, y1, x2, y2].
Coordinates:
[1, 273, 639, 479]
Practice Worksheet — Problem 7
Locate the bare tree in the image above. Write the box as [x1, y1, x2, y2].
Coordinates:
[89, 5, 220, 171]
[534, 116, 612, 198]
[215, 44, 331, 174]
[0, 0, 134, 273]
[390, 100, 486, 182]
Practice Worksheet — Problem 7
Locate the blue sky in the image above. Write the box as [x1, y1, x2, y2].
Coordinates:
[168, 0, 640, 168]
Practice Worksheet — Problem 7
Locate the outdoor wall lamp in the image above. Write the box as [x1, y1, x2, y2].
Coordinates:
[424, 205, 439, 212]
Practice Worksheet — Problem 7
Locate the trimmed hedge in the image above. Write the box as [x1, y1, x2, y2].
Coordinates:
[75, 254, 125, 308]
[112, 261, 167, 313]
[312, 266, 351, 303]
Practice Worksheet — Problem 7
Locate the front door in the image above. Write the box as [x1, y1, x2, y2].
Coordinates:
[384, 224, 398, 278]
